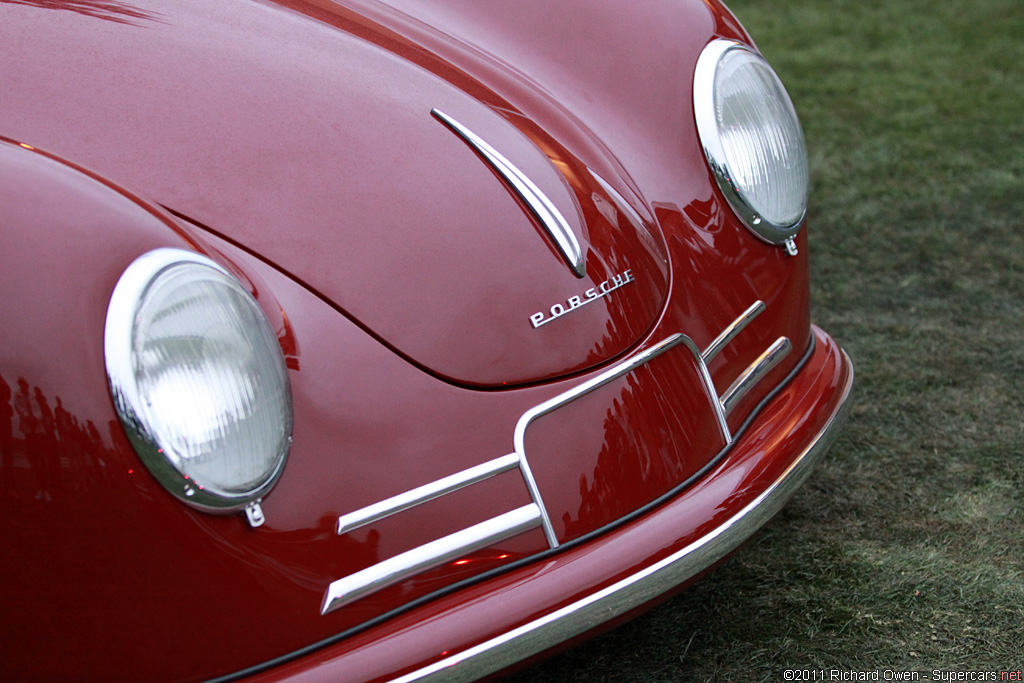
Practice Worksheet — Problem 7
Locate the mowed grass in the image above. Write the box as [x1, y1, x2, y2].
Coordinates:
[508, 0, 1024, 679]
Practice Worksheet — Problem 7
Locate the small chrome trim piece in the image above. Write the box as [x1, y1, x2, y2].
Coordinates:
[696, 341, 734, 444]
[336, 454, 520, 535]
[510, 448, 557, 549]
[244, 501, 266, 528]
[384, 352, 854, 683]
[432, 109, 586, 278]
[701, 300, 765, 363]
[322, 505, 543, 616]
[722, 336, 793, 415]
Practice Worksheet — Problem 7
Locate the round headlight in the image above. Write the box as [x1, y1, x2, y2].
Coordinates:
[693, 39, 809, 244]
[105, 248, 293, 512]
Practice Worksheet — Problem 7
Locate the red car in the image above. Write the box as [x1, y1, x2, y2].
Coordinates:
[0, 0, 852, 681]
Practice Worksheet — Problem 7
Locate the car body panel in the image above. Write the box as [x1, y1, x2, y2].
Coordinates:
[2, 0, 678, 387]
[0, 0, 849, 681]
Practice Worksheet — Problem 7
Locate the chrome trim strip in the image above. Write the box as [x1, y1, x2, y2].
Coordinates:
[695, 342, 733, 444]
[510, 451, 557, 550]
[385, 352, 854, 683]
[432, 109, 586, 278]
[336, 454, 520, 535]
[721, 336, 792, 415]
[702, 300, 765, 363]
[322, 505, 543, 616]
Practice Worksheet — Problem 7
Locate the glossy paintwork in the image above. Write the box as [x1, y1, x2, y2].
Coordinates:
[1, 0, 675, 387]
[1, 137, 812, 681]
[0, 0, 835, 680]
[0, 0, 795, 391]
[525, 341, 728, 543]
[0, 140, 539, 678]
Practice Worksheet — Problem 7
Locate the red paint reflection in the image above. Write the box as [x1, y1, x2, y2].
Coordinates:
[0, 372, 115, 501]
[0, 0, 163, 26]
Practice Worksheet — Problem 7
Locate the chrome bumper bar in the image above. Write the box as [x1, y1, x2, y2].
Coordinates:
[387, 350, 854, 683]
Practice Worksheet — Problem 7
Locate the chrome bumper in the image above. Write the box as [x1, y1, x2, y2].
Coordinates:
[388, 349, 854, 683]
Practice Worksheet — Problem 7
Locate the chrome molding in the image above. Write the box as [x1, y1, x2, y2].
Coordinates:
[721, 336, 792, 415]
[702, 300, 765, 363]
[323, 302, 794, 613]
[384, 351, 853, 683]
[322, 505, 542, 616]
[432, 109, 585, 278]
[336, 454, 520, 535]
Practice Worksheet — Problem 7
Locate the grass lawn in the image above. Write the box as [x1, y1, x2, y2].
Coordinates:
[508, 0, 1024, 679]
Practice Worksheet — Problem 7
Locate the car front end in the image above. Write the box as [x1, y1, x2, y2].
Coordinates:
[0, 0, 852, 680]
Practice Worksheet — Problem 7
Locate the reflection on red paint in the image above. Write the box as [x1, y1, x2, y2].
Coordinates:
[452, 560, 470, 566]
[0, 1, 165, 27]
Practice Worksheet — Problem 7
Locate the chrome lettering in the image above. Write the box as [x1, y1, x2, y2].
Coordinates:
[528, 267, 638, 329]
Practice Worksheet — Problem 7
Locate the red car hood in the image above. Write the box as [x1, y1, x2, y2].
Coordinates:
[0, 0, 691, 387]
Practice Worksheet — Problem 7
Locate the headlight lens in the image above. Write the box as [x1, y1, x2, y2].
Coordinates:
[693, 39, 809, 244]
[106, 248, 292, 511]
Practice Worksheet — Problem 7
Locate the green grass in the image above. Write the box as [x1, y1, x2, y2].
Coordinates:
[508, 0, 1024, 678]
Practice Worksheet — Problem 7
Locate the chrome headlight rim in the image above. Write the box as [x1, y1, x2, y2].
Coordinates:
[693, 38, 809, 245]
[105, 248, 293, 512]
